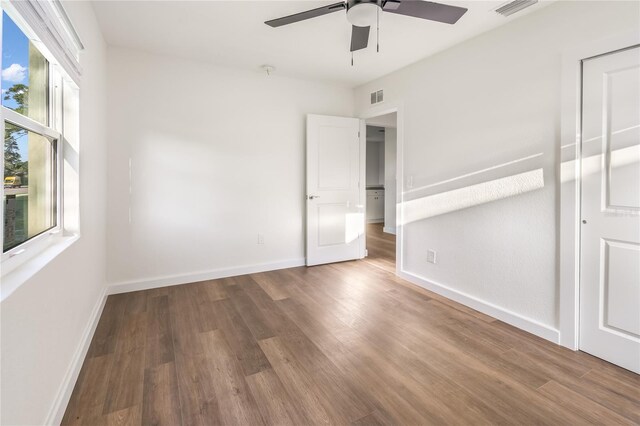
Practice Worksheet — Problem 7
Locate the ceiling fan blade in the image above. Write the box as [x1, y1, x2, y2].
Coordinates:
[383, 1, 467, 24]
[383, 0, 401, 10]
[265, 2, 346, 27]
[350, 25, 370, 52]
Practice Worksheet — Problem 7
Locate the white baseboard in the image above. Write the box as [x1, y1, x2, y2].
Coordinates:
[383, 226, 396, 235]
[398, 270, 560, 344]
[45, 286, 108, 425]
[108, 258, 307, 295]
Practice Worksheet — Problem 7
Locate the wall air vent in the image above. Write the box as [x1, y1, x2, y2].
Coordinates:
[494, 0, 538, 17]
[370, 89, 384, 104]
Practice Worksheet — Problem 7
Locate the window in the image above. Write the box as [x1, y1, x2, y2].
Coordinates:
[0, 1, 81, 284]
[2, 10, 61, 256]
[3, 124, 57, 252]
[1, 12, 49, 124]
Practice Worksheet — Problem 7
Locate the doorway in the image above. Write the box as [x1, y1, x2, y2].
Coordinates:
[363, 112, 397, 273]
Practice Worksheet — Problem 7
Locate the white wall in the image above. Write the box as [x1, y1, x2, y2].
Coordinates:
[384, 127, 397, 233]
[366, 140, 385, 187]
[0, 2, 108, 425]
[106, 48, 354, 287]
[355, 1, 640, 333]
[377, 142, 384, 185]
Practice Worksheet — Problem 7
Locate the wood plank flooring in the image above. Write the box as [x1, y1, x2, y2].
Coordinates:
[63, 226, 639, 425]
[363, 224, 396, 274]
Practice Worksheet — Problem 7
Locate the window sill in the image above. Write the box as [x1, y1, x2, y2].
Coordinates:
[1, 233, 79, 302]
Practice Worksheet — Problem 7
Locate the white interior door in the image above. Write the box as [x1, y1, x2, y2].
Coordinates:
[306, 114, 364, 266]
[580, 46, 640, 373]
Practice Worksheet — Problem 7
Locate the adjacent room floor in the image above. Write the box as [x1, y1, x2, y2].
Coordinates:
[363, 223, 396, 274]
[63, 228, 639, 425]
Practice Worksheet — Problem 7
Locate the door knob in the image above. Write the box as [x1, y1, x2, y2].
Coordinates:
[582, 219, 587, 224]
[308, 195, 320, 200]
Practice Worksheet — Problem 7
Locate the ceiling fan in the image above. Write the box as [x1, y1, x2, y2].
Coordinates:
[265, 0, 468, 54]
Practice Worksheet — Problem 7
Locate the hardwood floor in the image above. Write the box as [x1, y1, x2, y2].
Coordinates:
[363, 223, 396, 273]
[63, 230, 639, 425]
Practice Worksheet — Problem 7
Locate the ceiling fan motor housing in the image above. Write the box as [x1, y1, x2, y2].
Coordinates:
[346, 0, 382, 27]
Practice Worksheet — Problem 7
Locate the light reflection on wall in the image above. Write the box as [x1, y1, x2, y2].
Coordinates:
[404, 153, 543, 197]
[401, 168, 545, 225]
[561, 125, 640, 184]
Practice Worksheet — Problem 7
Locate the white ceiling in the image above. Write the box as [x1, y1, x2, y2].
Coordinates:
[91, 0, 554, 87]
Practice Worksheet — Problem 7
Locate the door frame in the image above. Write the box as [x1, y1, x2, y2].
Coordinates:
[359, 102, 404, 275]
[559, 30, 640, 350]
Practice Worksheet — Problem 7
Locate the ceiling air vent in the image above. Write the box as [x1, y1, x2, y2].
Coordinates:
[494, 0, 538, 17]
[370, 89, 384, 105]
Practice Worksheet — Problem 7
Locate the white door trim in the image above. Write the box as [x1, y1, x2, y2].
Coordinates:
[559, 30, 640, 350]
[359, 119, 367, 259]
[359, 102, 404, 275]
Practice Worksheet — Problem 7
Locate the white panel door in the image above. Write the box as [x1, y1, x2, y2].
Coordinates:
[580, 46, 640, 373]
[307, 114, 363, 266]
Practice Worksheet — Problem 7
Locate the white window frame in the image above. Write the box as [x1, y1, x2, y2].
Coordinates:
[1, 110, 63, 259]
[0, 1, 79, 282]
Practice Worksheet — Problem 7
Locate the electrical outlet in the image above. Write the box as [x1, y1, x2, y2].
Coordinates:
[258, 233, 264, 244]
[427, 249, 437, 264]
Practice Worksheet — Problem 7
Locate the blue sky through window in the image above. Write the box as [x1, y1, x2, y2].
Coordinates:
[2, 11, 30, 161]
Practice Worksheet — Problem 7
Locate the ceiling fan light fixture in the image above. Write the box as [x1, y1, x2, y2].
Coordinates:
[347, 1, 379, 27]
